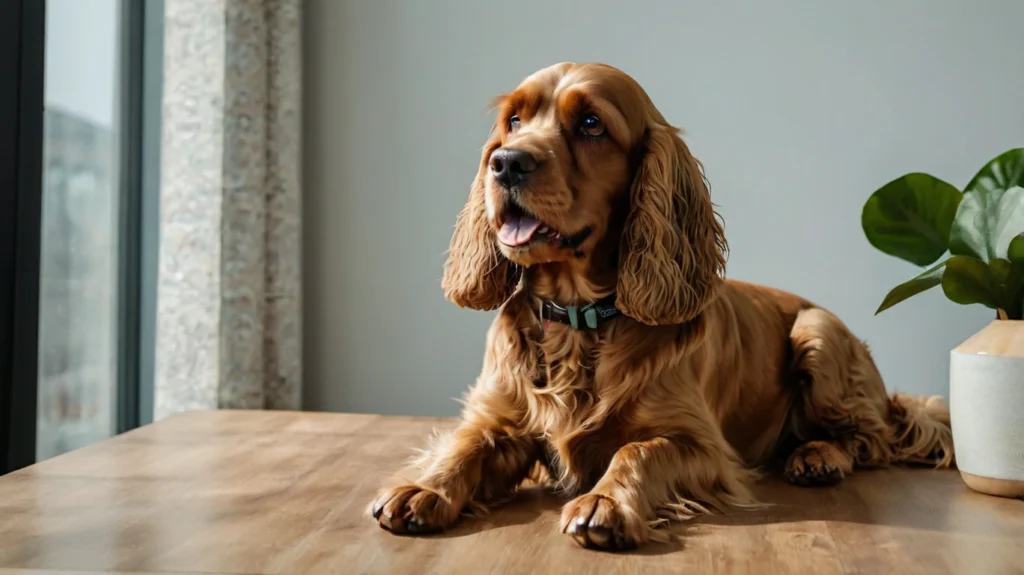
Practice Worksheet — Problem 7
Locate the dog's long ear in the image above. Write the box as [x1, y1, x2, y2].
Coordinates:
[617, 124, 727, 325]
[441, 128, 521, 310]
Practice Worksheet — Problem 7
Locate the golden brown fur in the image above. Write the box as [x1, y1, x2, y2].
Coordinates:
[371, 62, 954, 550]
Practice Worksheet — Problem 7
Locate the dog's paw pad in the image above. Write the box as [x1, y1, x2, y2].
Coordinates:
[785, 442, 848, 487]
[561, 494, 639, 551]
[370, 484, 454, 535]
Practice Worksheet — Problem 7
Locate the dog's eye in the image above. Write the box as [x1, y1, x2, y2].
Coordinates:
[509, 115, 521, 131]
[580, 115, 605, 138]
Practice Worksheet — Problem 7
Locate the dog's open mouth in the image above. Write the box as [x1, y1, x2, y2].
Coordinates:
[497, 203, 590, 249]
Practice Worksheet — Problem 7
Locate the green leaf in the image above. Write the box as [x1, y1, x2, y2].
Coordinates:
[950, 185, 1024, 261]
[988, 258, 1024, 319]
[949, 148, 1024, 261]
[875, 259, 946, 315]
[965, 148, 1024, 199]
[862, 173, 962, 266]
[1008, 233, 1024, 264]
[941, 255, 998, 309]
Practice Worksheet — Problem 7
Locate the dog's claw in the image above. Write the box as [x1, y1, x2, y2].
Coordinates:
[561, 494, 638, 551]
[405, 516, 440, 534]
[569, 525, 589, 547]
[371, 485, 454, 535]
[379, 511, 399, 531]
[785, 443, 847, 487]
[586, 524, 612, 547]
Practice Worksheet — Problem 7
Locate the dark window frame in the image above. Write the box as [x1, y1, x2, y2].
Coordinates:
[116, 0, 146, 434]
[1, 0, 45, 475]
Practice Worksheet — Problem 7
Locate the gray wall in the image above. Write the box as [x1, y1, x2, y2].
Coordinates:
[303, 0, 1022, 416]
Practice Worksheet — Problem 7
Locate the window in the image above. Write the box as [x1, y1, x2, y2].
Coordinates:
[36, 0, 123, 460]
[2, 0, 161, 474]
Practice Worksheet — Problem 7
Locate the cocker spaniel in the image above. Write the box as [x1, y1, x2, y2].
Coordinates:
[370, 62, 954, 551]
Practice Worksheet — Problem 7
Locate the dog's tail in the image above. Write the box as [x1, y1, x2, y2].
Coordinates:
[887, 393, 955, 468]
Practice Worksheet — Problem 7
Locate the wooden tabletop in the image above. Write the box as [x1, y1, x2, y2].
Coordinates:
[1, 410, 1023, 575]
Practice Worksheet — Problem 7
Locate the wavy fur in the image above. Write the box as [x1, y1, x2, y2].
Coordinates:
[372, 62, 954, 550]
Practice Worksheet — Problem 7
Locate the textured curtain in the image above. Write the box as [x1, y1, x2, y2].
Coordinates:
[154, 0, 302, 419]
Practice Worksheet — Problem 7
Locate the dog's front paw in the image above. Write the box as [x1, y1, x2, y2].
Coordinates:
[370, 484, 458, 535]
[560, 493, 641, 551]
[785, 441, 849, 487]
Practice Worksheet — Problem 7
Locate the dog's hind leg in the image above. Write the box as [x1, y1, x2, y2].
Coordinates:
[784, 308, 954, 487]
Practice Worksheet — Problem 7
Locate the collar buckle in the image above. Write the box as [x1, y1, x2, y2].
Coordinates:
[539, 294, 621, 330]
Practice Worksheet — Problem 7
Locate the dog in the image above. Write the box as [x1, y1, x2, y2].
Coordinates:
[370, 62, 954, 551]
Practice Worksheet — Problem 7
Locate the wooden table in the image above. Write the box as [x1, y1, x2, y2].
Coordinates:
[1, 410, 1023, 574]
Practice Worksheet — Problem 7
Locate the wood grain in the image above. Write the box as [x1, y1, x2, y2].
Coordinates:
[1, 410, 1023, 574]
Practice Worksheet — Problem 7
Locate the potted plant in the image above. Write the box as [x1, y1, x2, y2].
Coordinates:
[861, 147, 1024, 498]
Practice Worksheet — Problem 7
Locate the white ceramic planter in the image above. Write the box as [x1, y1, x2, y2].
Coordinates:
[950, 320, 1024, 498]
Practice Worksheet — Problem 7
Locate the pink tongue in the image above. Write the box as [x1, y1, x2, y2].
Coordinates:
[497, 213, 542, 246]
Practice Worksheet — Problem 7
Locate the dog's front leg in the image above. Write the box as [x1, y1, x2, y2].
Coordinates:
[371, 414, 536, 535]
[560, 427, 757, 550]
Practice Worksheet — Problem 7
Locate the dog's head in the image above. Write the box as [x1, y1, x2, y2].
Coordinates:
[442, 62, 726, 326]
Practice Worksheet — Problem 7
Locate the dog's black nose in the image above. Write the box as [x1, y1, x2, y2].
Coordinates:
[489, 148, 537, 188]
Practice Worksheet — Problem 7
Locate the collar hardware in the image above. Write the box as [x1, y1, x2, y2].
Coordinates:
[539, 294, 621, 330]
